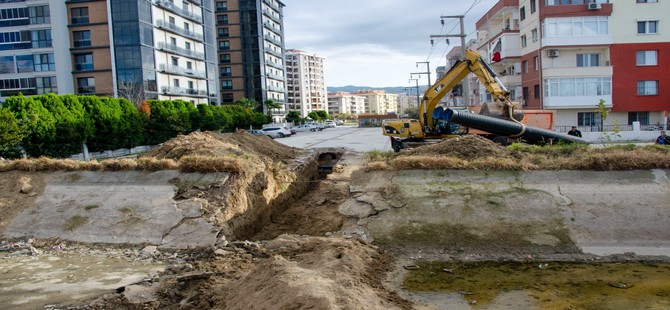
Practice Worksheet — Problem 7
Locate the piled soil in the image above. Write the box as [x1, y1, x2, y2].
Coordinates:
[141, 130, 303, 164]
[399, 134, 516, 160]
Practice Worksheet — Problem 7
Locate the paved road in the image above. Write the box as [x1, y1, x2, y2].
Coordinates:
[276, 126, 392, 153]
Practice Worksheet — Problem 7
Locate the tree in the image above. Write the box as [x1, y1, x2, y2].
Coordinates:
[307, 111, 319, 121]
[315, 110, 329, 120]
[0, 108, 24, 158]
[235, 98, 260, 112]
[264, 99, 282, 119]
[285, 110, 302, 124]
[404, 106, 420, 119]
[3, 95, 56, 157]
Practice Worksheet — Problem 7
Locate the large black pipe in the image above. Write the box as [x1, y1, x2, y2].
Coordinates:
[437, 107, 588, 144]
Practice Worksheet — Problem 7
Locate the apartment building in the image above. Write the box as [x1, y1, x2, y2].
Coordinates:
[216, 0, 287, 121]
[498, 0, 670, 129]
[354, 90, 399, 115]
[0, 0, 73, 101]
[285, 49, 326, 117]
[327, 91, 366, 116]
[0, 0, 219, 104]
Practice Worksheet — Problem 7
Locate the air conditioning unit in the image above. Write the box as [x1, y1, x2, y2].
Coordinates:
[587, 2, 601, 10]
[547, 50, 560, 58]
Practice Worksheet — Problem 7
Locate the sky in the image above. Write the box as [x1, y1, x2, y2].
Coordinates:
[282, 0, 500, 88]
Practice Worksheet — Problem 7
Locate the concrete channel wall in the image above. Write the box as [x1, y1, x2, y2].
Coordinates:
[364, 169, 670, 258]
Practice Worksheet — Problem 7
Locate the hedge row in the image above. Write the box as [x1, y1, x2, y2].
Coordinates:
[0, 94, 268, 159]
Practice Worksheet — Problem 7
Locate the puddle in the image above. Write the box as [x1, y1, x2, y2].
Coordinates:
[0, 253, 165, 310]
[403, 261, 670, 309]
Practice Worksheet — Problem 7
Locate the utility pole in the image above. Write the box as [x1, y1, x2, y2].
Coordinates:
[431, 15, 469, 106]
[412, 61, 431, 88]
[408, 78, 420, 109]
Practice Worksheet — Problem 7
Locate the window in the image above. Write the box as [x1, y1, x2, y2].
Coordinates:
[637, 80, 658, 95]
[186, 61, 192, 70]
[171, 56, 178, 66]
[543, 17, 609, 37]
[628, 112, 649, 125]
[168, 16, 175, 25]
[637, 0, 658, 3]
[534, 84, 540, 99]
[533, 56, 539, 71]
[576, 53, 600, 67]
[521, 35, 527, 48]
[530, 0, 537, 14]
[522, 60, 528, 73]
[522, 87, 529, 101]
[218, 14, 228, 24]
[221, 67, 231, 76]
[16, 55, 32, 73]
[544, 77, 612, 97]
[34, 53, 55, 71]
[184, 22, 189, 31]
[531, 28, 538, 42]
[73, 30, 91, 47]
[0, 56, 13, 74]
[216, 1, 228, 11]
[577, 112, 602, 127]
[219, 40, 230, 50]
[170, 37, 177, 45]
[218, 27, 229, 37]
[29, 5, 50, 24]
[220, 53, 231, 63]
[520, 6, 525, 21]
[185, 41, 191, 50]
[77, 77, 95, 94]
[221, 80, 232, 89]
[74, 53, 93, 71]
[188, 80, 193, 90]
[31, 29, 51, 48]
[174, 78, 180, 87]
[637, 21, 658, 34]
[221, 93, 234, 103]
[37, 76, 56, 94]
[70, 7, 88, 24]
[636, 50, 657, 66]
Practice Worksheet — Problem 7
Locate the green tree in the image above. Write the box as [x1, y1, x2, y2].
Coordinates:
[3, 95, 56, 157]
[594, 99, 620, 144]
[285, 110, 302, 124]
[0, 108, 25, 158]
[315, 110, 329, 120]
[235, 97, 260, 112]
[404, 106, 420, 119]
[264, 99, 282, 120]
[307, 111, 319, 121]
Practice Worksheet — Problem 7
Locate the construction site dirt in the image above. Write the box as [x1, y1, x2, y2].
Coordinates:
[1, 131, 669, 309]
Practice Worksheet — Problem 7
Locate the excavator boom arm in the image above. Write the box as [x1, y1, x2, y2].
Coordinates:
[419, 50, 514, 131]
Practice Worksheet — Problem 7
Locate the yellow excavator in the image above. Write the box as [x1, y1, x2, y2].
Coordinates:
[383, 49, 585, 152]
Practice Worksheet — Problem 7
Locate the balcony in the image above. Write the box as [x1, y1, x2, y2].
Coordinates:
[157, 42, 204, 60]
[265, 60, 283, 69]
[161, 86, 208, 97]
[262, 0, 280, 11]
[543, 66, 613, 78]
[264, 35, 282, 46]
[267, 84, 284, 92]
[159, 63, 206, 78]
[543, 95, 612, 109]
[266, 72, 284, 80]
[262, 8, 281, 23]
[263, 21, 281, 35]
[154, 0, 202, 23]
[155, 20, 204, 42]
[265, 48, 282, 58]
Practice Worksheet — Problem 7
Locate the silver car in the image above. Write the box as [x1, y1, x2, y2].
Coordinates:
[261, 126, 292, 138]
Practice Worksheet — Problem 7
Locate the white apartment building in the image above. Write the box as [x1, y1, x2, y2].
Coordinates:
[327, 92, 366, 116]
[285, 49, 327, 117]
[0, 0, 73, 101]
[353, 90, 399, 115]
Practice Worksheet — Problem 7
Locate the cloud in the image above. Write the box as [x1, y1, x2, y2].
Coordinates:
[281, 0, 499, 87]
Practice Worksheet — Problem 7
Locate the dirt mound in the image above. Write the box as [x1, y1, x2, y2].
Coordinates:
[399, 134, 515, 160]
[141, 130, 304, 163]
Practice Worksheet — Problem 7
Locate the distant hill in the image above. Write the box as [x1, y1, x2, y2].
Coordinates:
[327, 85, 410, 94]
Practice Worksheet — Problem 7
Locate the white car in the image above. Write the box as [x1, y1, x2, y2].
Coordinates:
[307, 122, 325, 131]
[261, 126, 292, 138]
[324, 120, 336, 128]
[293, 124, 320, 132]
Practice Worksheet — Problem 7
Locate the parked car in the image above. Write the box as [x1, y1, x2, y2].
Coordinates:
[293, 124, 320, 132]
[248, 129, 266, 137]
[335, 120, 344, 126]
[324, 120, 336, 128]
[261, 126, 292, 138]
[307, 122, 325, 131]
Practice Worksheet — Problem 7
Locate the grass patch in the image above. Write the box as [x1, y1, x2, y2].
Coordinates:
[84, 205, 99, 211]
[64, 215, 88, 231]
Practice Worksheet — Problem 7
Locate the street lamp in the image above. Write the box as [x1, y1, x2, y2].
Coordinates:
[409, 78, 420, 109]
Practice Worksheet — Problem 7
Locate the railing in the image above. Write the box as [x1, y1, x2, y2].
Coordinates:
[266, 72, 284, 80]
[265, 48, 282, 58]
[159, 63, 206, 78]
[161, 86, 208, 97]
[263, 21, 281, 34]
[155, 20, 204, 41]
[157, 42, 205, 60]
[154, 0, 202, 22]
[556, 125, 633, 133]
[262, 0, 280, 11]
[264, 35, 282, 45]
[265, 60, 283, 69]
[262, 8, 281, 23]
